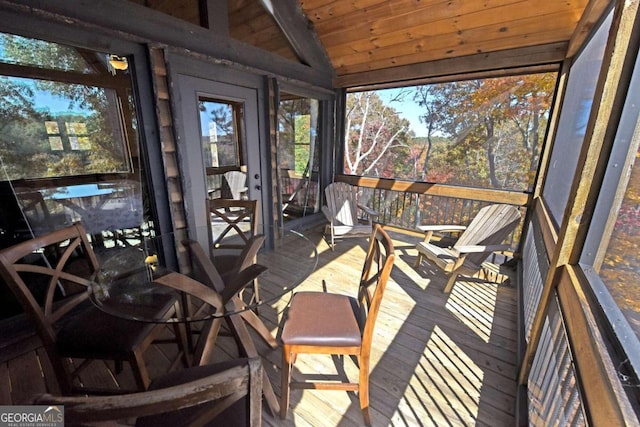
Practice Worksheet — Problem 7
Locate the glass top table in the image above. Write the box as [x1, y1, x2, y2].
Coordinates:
[88, 227, 318, 323]
[87, 224, 317, 416]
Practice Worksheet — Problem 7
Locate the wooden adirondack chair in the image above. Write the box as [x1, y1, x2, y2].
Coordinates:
[321, 182, 379, 250]
[414, 204, 521, 293]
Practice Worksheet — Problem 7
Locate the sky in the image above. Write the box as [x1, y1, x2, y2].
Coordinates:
[6, 76, 92, 115]
[33, 90, 78, 114]
[376, 87, 429, 137]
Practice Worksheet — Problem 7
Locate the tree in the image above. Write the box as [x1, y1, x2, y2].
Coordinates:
[344, 91, 410, 177]
[413, 85, 444, 181]
[0, 76, 48, 179]
[414, 74, 555, 190]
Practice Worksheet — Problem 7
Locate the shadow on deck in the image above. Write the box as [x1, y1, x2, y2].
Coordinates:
[0, 228, 519, 426]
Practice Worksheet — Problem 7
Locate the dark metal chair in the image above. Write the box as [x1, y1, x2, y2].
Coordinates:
[0, 222, 183, 394]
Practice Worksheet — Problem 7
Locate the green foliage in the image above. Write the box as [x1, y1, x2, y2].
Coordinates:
[1, 33, 90, 72]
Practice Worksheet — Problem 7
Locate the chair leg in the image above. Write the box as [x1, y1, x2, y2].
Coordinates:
[130, 351, 150, 390]
[280, 345, 292, 419]
[413, 252, 423, 268]
[251, 278, 260, 315]
[329, 225, 336, 251]
[179, 293, 195, 353]
[52, 354, 74, 395]
[359, 355, 372, 427]
[172, 302, 191, 368]
[443, 271, 459, 293]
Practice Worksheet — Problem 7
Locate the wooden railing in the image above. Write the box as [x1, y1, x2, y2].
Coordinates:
[335, 175, 532, 253]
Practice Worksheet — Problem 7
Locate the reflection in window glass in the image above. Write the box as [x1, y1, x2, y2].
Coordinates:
[278, 94, 320, 219]
[345, 72, 556, 192]
[543, 11, 613, 226]
[600, 138, 640, 340]
[580, 8, 640, 382]
[0, 32, 149, 256]
[0, 76, 130, 180]
[198, 99, 242, 197]
[0, 33, 94, 73]
[199, 99, 239, 168]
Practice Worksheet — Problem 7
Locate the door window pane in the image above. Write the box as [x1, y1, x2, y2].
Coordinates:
[199, 98, 245, 197]
[199, 99, 239, 168]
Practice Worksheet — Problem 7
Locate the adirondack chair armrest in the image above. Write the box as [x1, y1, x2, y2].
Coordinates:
[417, 224, 467, 243]
[357, 203, 379, 218]
[417, 225, 467, 233]
[454, 244, 511, 254]
[208, 187, 222, 199]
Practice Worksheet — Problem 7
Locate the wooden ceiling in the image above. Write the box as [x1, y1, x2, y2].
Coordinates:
[130, 0, 609, 87]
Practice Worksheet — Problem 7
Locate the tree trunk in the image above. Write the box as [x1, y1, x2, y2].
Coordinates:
[486, 118, 500, 188]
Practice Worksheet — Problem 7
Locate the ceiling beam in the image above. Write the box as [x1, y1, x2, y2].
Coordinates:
[257, 0, 334, 76]
[199, 0, 228, 37]
[334, 42, 568, 88]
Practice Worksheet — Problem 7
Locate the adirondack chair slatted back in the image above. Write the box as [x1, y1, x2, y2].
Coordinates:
[223, 171, 248, 200]
[454, 204, 521, 266]
[325, 182, 359, 227]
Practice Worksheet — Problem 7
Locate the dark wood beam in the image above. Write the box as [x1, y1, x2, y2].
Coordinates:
[257, 0, 334, 76]
[334, 42, 568, 88]
[199, 0, 228, 37]
[0, 0, 332, 89]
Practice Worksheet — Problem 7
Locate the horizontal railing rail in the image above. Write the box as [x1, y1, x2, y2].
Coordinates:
[335, 175, 532, 254]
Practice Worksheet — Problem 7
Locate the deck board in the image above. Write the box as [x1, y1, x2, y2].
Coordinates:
[0, 228, 519, 426]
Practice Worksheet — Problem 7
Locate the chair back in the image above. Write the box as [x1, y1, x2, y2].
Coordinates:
[0, 223, 98, 349]
[208, 199, 259, 254]
[33, 357, 263, 427]
[222, 170, 248, 200]
[324, 182, 359, 227]
[13, 189, 58, 236]
[207, 198, 262, 292]
[454, 204, 521, 266]
[358, 225, 395, 349]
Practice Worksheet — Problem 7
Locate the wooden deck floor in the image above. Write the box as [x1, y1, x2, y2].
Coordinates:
[0, 228, 519, 426]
